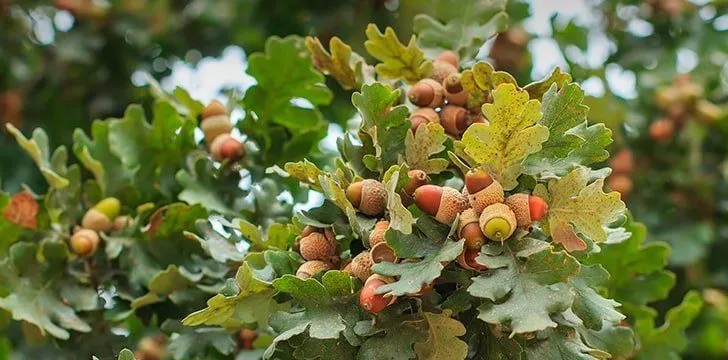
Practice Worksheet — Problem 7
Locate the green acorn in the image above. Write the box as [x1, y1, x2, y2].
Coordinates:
[81, 197, 121, 232]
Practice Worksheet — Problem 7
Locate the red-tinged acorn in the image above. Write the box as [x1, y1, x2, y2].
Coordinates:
[443, 72, 467, 106]
[360, 274, 396, 313]
[458, 208, 487, 250]
[409, 107, 440, 132]
[609, 149, 634, 175]
[479, 203, 517, 242]
[346, 179, 387, 216]
[649, 118, 674, 142]
[70, 228, 100, 257]
[465, 169, 504, 214]
[440, 105, 470, 136]
[299, 232, 337, 262]
[296, 260, 331, 279]
[504, 194, 548, 228]
[408, 79, 444, 108]
[210, 133, 246, 162]
[239, 328, 258, 350]
[401, 169, 429, 206]
[607, 174, 633, 200]
[436, 51, 459, 68]
[414, 185, 469, 225]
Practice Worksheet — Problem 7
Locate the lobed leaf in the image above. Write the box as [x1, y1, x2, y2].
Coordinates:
[404, 122, 449, 174]
[364, 24, 433, 83]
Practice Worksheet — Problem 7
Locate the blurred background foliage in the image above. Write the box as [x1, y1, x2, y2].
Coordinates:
[3, 0, 728, 358]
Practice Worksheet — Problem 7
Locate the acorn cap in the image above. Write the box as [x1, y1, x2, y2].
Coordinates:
[70, 229, 100, 257]
[436, 51, 459, 68]
[370, 242, 397, 264]
[202, 100, 227, 119]
[434, 187, 470, 225]
[350, 251, 374, 281]
[430, 61, 458, 83]
[440, 105, 470, 136]
[369, 220, 389, 247]
[408, 79, 444, 108]
[458, 208, 486, 250]
[299, 232, 337, 262]
[505, 193, 532, 227]
[296, 260, 331, 279]
[409, 108, 440, 133]
[457, 248, 487, 271]
[201, 114, 233, 143]
[479, 203, 517, 242]
[359, 179, 387, 216]
[468, 181, 505, 214]
[81, 208, 114, 233]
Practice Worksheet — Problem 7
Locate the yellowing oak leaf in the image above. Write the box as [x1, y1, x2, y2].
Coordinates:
[534, 167, 626, 252]
[460, 61, 517, 110]
[460, 83, 548, 190]
[364, 24, 433, 83]
[405, 122, 449, 174]
[306, 36, 372, 90]
[413, 311, 468, 360]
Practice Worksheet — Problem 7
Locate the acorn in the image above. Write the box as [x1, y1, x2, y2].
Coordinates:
[299, 232, 337, 262]
[296, 260, 332, 279]
[300, 225, 319, 238]
[465, 169, 504, 214]
[458, 208, 487, 250]
[443, 73, 467, 107]
[607, 174, 633, 199]
[414, 185, 469, 225]
[360, 274, 397, 313]
[440, 105, 470, 136]
[239, 328, 258, 350]
[436, 51, 459, 68]
[400, 169, 429, 207]
[113, 215, 134, 232]
[479, 203, 517, 242]
[70, 229, 100, 257]
[369, 220, 389, 247]
[350, 251, 374, 281]
[409, 107, 440, 132]
[346, 179, 387, 216]
[135, 336, 165, 360]
[695, 99, 722, 123]
[430, 60, 458, 83]
[609, 149, 634, 175]
[81, 197, 120, 232]
[408, 79, 444, 108]
[210, 133, 246, 162]
[649, 118, 674, 142]
[504, 194, 548, 228]
[201, 101, 233, 144]
[457, 248, 487, 271]
[370, 242, 397, 264]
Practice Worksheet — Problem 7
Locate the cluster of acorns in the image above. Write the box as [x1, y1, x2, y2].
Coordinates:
[69, 197, 132, 257]
[200, 101, 247, 163]
[291, 167, 548, 314]
[407, 51, 485, 137]
[650, 74, 723, 142]
[606, 149, 635, 199]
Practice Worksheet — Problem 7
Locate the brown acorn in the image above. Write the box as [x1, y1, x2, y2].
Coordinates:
[408, 79, 444, 108]
[430, 60, 458, 83]
[409, 107, 440, 132]
[350, 251, 374, 281]
[210, 133, 246, 162]
[436, 51, 459, 68]
[135, 336, 165, 360]
[201, 116, 233, 145]
[458, 208, 487, 250]
[457, 248, 487, 271]
[440, 105, 470, 136]
[479, 203, 517, 242]
[346, 179, 387, 216]
[370, 242, 397, 264]
[606, 174, 633, 200]
[239, 328, 258, 350]
[504, 194, 548, 228]
[414, 185, 469, 225]
[299, 232, 337, 262]
[609, 149, 634, 175]
[296, 260, 332, 279]
[443, 73, 467, 107]
[401, 169, 429, 206]
[360, 274, 396, 313]
[465, 169, 504, 214]
[70, 228, 100, 257]
[369, 220, 389, 247]
[202, 100, 227, 119]
[81, 197, 120, 233]
[649, 118, 674, 142]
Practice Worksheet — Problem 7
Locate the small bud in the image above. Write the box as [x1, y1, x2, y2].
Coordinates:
[408, 79, 444, 108]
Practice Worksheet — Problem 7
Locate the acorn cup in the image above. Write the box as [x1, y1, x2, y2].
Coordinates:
[408, 79, 444, 108]
[299, 232, 337, 262]
[201, 100, 233, 144]
[81, 197, 121, 232]
[504, 194, 548, 228]
[296, 260, 332, 279]
[440, 105, 470, 136]
[360, 274, 397, 313]
[479, 203, 517, 242]
[465, 169, 505, 214]
[370, 242, 397, 264]
[368, 220, 390, 247]
[413, 185, 470, 225]
[346, 179, 387, 217]
[458, 208, 487, 250]
[349, 251, 374, 281]
[70, 228, 100, 257]
[409, 108, 440, 133]
[430, 60, 458, 83]
[401, 169, 429, 206]
[457, 248, 487, 271]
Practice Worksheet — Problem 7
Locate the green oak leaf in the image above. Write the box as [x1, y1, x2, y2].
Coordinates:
[162, 320, 236, 360]
[460, 83, 548, 189]
[373, 240, 464, 296]
[413, 311, 468, 360]
[523, 67, 572, 100]
[385, 215, 451, 258]
[467, 236, 579, 335]
[229, 217, 295, 252]
[143, 74, 204, 119]
[525, 326, 605, 360]
[184, 220, 244, 263]
[352, 82, 410, 173]
[459, 61, 517, 110]
[413, 0, 509, 62]
[131, 265, 194, 309]
[117, 349, 135, 360]
[570, 264, 624, 331]
[176, 153, 241, 216]
[578, 321, 635, 359]
[355, 302, 429, 360]
[524, 83, 612, 179]
[634, 291, 703, 360]
[382, 166, 414, 234]
[0, 242, 91, 340]
[404, 122, 449, 174]
[364, 24, 433, 83]
[534, 167, 625, 252]
[6, 125, 69, 189]
[305, 36, 372, 90]
[292, 337, 358, 360]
